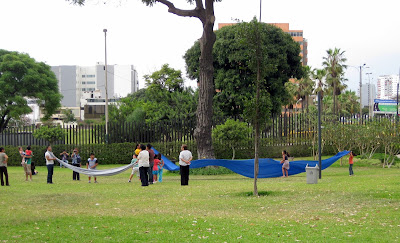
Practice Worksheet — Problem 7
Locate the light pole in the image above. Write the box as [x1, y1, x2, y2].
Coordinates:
[259, 0, 262, 22]
[317, 91, 322, 179]
[295, 98, 302, 140]
[103, 29, 109, 143]
[366, 72, 372, 118]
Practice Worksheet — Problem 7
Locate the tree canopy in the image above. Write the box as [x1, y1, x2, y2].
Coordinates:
[109, 64, 197, 123]
[0, 49, 62, 132]
[184, 21, 304, 118]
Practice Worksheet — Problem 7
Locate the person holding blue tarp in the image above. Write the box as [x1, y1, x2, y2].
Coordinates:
[179, 144, 192, 186]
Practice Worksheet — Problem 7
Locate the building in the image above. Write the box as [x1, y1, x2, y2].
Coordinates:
[218, 23, 308, 66]
[377, 75, 399, 100]
[51, 63, 139, 108]
[361, 83, 376, 107]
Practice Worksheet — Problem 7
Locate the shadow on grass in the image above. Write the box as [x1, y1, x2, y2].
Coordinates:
[236, 190, 284, 197]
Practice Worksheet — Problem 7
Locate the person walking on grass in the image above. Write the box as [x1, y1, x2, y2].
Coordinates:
[59, 151, 69, 168]
[156, 153, 164, 183]
[146, 144, 155, 184]
[25, 146, 33, 181]
[71, 148, 81, 181]
[349, 151, 355, 176]
[128, 154, 139, 183]
[0, 147, 10, 186]
[138, 144, 150, 186]
[45, 146, 57, 184]
[280, 150, 290, 178]
[87, 153, 98, 183]
[179, 144, 192, 186]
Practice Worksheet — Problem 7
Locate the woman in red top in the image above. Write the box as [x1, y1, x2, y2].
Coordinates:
[152, 154, 159, 183]
[349, 151, 355, 176]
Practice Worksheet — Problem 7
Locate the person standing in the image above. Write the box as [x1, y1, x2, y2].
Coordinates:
[87, 153, 99, 183]
[71, 148, 81, 181]
[137, 144, 150, 186]
[24, 146, 33, 181]
[146, 144, 155, 184]
[128, 154, 139, 183]
[156, 153, 164, 183]
[0, 147, 10, 186]
[45, 146, 57, 184]
[134, 144, 141, 156]
[152, 154, 159, 183]
[179, 144, 192, 186]
[59, 151, 69, 168]
[349, 151, 355, 176]
[280, 150, 290, 178]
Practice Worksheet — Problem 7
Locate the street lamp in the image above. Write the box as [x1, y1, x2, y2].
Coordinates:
[295, 98, 302, 140]
[366, 72, 373, 118]
[103, 29, 109, 143]
[259, 0, 262, 22]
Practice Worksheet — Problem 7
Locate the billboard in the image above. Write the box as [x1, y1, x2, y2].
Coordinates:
[373, 99, 398, 114]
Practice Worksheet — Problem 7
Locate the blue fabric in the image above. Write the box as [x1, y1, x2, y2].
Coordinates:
[152, 148, 349, 178]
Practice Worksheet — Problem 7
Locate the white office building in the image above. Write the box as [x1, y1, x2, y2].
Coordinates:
[51, 63, 139, 107]
[377, 75, 399, 100]
[361, 83, 376, 107]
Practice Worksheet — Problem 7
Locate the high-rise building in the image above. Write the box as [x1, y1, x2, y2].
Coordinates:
[377, 75, 399, 100]
[361, 83, 376, 107]
[218, 23, 308, 66]
[51, 63, 139, 107]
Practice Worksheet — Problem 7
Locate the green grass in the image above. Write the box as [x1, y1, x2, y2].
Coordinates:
[1, 164, 399, 242]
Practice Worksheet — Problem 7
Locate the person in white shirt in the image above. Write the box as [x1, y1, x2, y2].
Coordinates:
[45, 146, 57, 184]
[137, 144, 150, 186]
[179, 144, 192, 186]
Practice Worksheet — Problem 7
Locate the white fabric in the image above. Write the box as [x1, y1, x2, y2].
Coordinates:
[45, 151, 55, 165]
[179, 150, 192, 166]
[57, 158, 134, 177]
[137, 150, 150, 167]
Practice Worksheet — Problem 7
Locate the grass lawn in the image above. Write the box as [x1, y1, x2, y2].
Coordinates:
[1, 160, 399, 242]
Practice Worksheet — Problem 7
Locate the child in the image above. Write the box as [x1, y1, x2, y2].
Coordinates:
[134, 144, 141, 156]
[156, 153, 164, 183]
[128, 154, 139, 182]
[280, 150, 289, 178]
[59, 151, 69, 168]
[349, 151, 355, 176]
[25, 146, 33, 181]
[87, 153, 98, 183]
[152, 154, 159, 183]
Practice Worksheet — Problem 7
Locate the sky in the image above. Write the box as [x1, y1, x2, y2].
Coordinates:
[1, 0, 400, 93]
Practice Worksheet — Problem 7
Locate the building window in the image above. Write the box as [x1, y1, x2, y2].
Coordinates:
[86, 74, 95, 78]
[87, 81, 95, 84]
[82, 82, 86, 84]
[82, 75, 86, 78]
[82, 88, 86, 91]
[88, 88, 95, 91]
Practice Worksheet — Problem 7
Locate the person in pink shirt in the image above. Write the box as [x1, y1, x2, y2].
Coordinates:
[152, 154, 159, 183]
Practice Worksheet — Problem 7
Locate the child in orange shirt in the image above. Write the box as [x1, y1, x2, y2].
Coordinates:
[349, 151, 355, 176]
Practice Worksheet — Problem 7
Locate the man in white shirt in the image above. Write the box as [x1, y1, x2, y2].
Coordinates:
[45, 146, 57, 184]
[179, 144, 192, 186]
[137, 144, 150, 186]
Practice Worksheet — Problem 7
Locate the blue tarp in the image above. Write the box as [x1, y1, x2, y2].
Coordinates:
[152, 148, 350, 178]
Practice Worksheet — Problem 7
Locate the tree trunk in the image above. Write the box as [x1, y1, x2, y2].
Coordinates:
[232, 146, 235, 160]
[194, 4, 216, 159]
[333, 83, 336, 115]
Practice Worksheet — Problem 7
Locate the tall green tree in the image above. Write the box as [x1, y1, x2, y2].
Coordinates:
[184, 21, 304, 118]
[69, 0, 221, 159]
[312, 68, 326, 99]
[322, 48, 347, 115]
[0, 49, 62, 132]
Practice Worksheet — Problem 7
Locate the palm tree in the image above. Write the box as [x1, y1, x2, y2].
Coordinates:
[322, 48, 347, 115]
[295, 66, 315, 112]
[312, 68, 326, 99]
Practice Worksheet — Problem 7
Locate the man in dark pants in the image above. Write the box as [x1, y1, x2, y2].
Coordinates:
[71, 149, 81, 180]
[0, 147, 10, 186]
[146, 144, 155, 184]
[139, 166, 149, 186]
[45, 146, 57, 184]
[179, 144, 192, 186]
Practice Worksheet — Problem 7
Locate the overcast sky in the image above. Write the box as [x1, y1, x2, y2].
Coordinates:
[1, 0, 400, 92]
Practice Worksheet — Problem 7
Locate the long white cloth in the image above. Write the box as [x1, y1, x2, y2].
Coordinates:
[56, 158, 134, 177]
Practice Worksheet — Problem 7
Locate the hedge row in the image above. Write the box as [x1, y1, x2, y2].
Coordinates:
[3, 142, 339, 166]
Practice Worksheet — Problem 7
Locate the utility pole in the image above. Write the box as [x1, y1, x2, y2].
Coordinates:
[318, 91, 322, 179]
[259, 0, 262, 22]
[366, 72, 373, 118]
[103, 29, 109, 143]
[359, 65, 363, 118]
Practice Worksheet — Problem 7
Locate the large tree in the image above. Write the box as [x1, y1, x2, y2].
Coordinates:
[0, 49, 62, 132]
[322, 48, 347, 115]
[184, 21, 304, 117]
[70, 0, 220, 159]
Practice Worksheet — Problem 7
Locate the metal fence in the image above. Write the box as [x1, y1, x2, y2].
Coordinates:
[0, 113, 392, 147]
